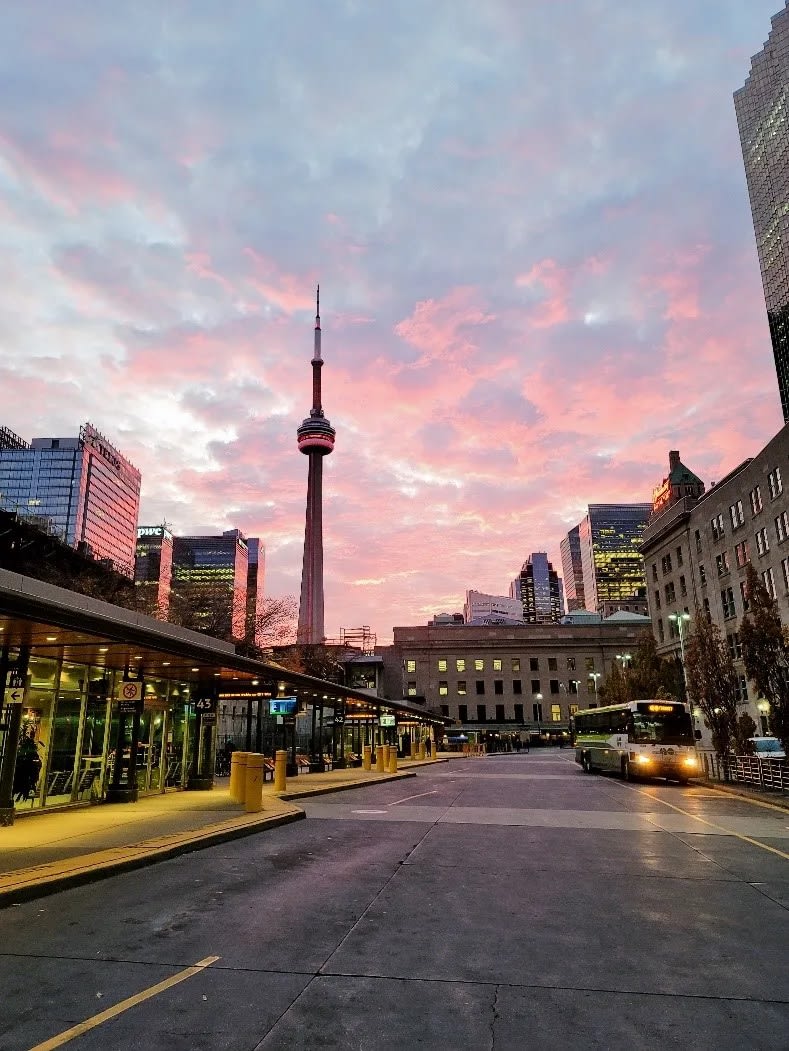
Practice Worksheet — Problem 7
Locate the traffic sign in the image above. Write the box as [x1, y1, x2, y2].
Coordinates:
[116, 681, 143, 702]
[3, 688, 23, 705]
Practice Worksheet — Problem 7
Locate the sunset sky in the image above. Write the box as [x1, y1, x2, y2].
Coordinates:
[0, 1, 785, 641]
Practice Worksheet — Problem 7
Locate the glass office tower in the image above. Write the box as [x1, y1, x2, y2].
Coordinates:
[0, 423, 141, 576]
[578, 504, 651, 614]
[735, 3, 789, 422]
[560, 526, 585, 611]
[510, 553, 563, 623]
[171, 529, 251, 641]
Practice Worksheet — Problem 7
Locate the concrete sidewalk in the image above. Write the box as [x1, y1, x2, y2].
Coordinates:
[0, 758, 447, 907]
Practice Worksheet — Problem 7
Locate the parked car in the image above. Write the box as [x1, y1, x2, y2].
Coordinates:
[748, 736, 786, 760]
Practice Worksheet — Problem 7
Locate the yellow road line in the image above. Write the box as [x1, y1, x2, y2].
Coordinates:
[28, 955, 221, 1051]
[618, 783, 789, 861]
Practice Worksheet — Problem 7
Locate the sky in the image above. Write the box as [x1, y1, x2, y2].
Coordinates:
[0, 1, 785, 642]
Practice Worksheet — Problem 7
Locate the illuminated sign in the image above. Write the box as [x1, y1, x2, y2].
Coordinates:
[137, 526, 164, 538]
[270, 698, 298, 716]
[647, 704, 675, 713]
[380, 714, 396, 727]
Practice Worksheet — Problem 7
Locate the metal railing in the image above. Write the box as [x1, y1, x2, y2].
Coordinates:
[702, 751, 788, 793]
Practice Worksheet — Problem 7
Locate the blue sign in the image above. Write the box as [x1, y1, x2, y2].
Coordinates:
[270, 697, 298, 716]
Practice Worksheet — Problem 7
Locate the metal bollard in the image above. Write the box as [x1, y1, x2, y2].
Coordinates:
[362, 745, 372, 771]
[274, 749, 288, 792]
[375, 745, 385, 772]
[388, 747, 398, 773]
[419, 740, 426, 761]
[245, 753, 264, 813]
[230, 751, 249, 803]
[382, 744, 390, 769]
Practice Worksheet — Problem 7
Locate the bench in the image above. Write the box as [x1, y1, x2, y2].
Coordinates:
[296, 755, 312, 772]
[322, 754, 333, 771]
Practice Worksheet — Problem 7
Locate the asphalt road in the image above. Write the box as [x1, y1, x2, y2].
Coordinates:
[2, 752, 788, 1051]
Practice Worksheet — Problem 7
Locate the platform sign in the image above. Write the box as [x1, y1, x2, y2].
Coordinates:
[4, 670, 25, 704]
[270, 697, 297, 716]
[194, 697, 217, 713]
[116, 681, 144, 714]
[380, 714, 396, 727]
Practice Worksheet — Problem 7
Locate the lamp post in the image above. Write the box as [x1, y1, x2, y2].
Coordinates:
[588, 672, 600, 700]
[668, 612, 691, 708]
[616, 653, 632, 671]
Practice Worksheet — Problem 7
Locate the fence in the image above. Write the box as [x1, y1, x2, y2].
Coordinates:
[702, 751, 788, 794]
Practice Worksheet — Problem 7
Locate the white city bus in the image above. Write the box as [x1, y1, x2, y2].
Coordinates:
[571, 700, 700, 784]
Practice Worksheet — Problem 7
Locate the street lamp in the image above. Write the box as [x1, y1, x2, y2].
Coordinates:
[616, 653, 632, 670]
[668, 612, 691, 707]
[588, 672, 600, 698]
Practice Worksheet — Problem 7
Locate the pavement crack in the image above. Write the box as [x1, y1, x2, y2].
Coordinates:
[489, 983, 500, 1051]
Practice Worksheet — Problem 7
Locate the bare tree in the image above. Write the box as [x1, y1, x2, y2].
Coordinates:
[235, 596, 298, 657]
[739, 562, 789, 752]
[684, 608, 739, 757]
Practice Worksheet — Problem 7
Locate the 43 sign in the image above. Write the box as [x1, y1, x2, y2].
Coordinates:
[194, 697, 217, 714]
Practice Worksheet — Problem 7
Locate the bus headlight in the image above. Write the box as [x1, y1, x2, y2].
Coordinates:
[635, 754, 651, 765]
[683, 755, 698, 768]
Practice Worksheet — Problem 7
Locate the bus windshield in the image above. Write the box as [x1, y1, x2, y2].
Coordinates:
[631, 706, 693, 746]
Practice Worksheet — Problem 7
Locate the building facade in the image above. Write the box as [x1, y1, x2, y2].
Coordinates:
[134, 525, 174, 616]
[577, 504, 651, 615]
[735, 2, 789, 423]
[560, 525, 585, 610]
[382, 620, 652, 739]
[0, 423, 141, 577]
[464, 590, 522, 624]
[510, 552, 563, 623]
[641, 430, 789, 734]
[171, 530, 251, 640]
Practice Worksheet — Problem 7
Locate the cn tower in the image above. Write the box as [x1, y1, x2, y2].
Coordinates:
[296, 286, 336, 644]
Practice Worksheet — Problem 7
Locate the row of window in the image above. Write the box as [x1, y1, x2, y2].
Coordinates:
[406, 656, 597, 673]
[437, 702, 578, 723]
[425, 678, 583, 698]
[709, 471, 782, 543]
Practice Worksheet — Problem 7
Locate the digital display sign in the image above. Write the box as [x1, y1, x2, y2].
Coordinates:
[270, 698, 298, 716]
[379, 714, 396, 727]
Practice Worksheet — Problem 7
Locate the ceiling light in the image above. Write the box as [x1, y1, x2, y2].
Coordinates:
[46, 636, 57, 642]
[191, 667, 199, 672]
[99, 647, 108, 653]
[162, 662, 171, 667]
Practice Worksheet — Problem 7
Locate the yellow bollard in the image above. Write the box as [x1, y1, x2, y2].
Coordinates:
[229, 751, 249, 802]
[362, 745, 372, 771]
[388, 747, 398, 773]
[274, 749, 288, 792]
[375, 744, 385, 772]
[419, 740, 426, 761]
[245, 753, 264, 813]
[382, 744, 390, 768]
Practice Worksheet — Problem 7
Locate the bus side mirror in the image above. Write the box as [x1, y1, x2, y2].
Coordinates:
[694, 730, 702, 741]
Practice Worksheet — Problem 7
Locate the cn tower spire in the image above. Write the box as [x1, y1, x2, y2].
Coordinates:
[297, 285, 336, 644]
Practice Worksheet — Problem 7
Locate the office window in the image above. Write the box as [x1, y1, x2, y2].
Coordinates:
[694, 529, 702, 552]
[651, 563, 658, 581]
[661, 553, 673, 574]
[566, 656, 576, 671]
[495, 704, 505, 722]
[750, 486, 763, 515]
[585, 657, 595, 672]
[549, 679, 560, 695]
[654, 589, 662, 610]
[665, 581, 676, 603]
[721, 587, 736, 619]
[475, 680, 485, 695]
[679, 574, 687, 597]
[513, 679, 522, 694]
[768, 466, 783, 499]
[568, 679, 578, 694]
[710, 513, 724, 541]
[406, 659, 416, 673]
[738, 676, 749, 702]
[531, 679, 540, 694]
[533, 702, 543, 721]
[657, 619, 664, 641]
[529, 657, 539, 672]
[458, 704, 468, 722]
[494, 680, 504, 695]
[740, 580, 750, 612]
[492, 659, 502, 672]
[438, 681, 448, 696]
[763, 567, 777, 600]
[477, 704, 487, 722]
[776, 510, 789, 543]
[438, 659, 448, 672]
[676, 545, 684, 567]
[514, 703, 524, 723]
[474, 659, 484, 671]
[511, 658, 520, 673]
[440, 704, 449, 717]
[703, 597, 711, 622]
[551, 704, 561, 722]
[548, 657, 557, 671]
[457, 680, 467, 695]
[734, 540, 750, 568]
[699, 564, 706, 585]
[727, 632, 742, 661]
[569, 704, 579, 716]
[783, 556, 789, 592]
[407, 681, 417, 696]
[715, 552, 729, 577]
[456, 658, 466, 673]
[729, 500, 744, 529]
[756, 527, 770, 556]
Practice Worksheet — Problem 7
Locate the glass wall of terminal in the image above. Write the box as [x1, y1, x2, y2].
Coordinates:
[6, 654, 197, 811]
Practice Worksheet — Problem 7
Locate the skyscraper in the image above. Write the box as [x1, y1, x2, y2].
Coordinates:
[171, 529, 251, 640]
[559, 526, 585, 611]
[134, 524, 174, 615]
[0, 423, 141, 576]
[297, 288, 336, 644]
[735, 3, 789, 422]
[510, 553, 563, 623]
[577, 504, 651, 614]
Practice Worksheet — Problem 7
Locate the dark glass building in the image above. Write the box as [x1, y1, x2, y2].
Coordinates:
[0, 423, 141, 576]
[510, 553, 563, 623]
[735, 3, 789, 422]
[559, 526, 585, 611]
[578, 504, 651, 614]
